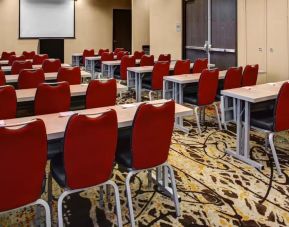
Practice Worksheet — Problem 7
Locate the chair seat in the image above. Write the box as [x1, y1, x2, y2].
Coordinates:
[50, 154, 66, 188]
[183, 93, 198, 105]
[183, 84, 198, 96]
[116, 127, 133, 169]
[251, 110, 274, 131]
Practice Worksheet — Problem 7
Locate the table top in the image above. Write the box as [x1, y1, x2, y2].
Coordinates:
[127, 62, 195, 73]
[221, 81, 287, 103]
[5, 70, 91, 83]
[85, 56, 118, 61]
[102, 59, 142, 66]
[1, 63, 71, 72]
[3, 100, 193, 140]
[163, 70, 227, 84]
[16, 83, 128, 102]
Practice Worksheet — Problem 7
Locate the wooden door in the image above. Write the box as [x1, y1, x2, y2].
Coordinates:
[267, 0, 289, 82]
[113, 9, 132, 53]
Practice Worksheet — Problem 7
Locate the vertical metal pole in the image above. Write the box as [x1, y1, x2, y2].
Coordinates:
[208, 0, 211, 69]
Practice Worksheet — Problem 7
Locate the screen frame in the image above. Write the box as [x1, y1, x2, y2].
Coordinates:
[18, 0, 76, 39]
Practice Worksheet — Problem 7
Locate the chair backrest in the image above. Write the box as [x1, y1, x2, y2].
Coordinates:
[158, 54, 171, 62]
[120, 55, 136, 80]
[22, 51, 36, 60]
[0, 86, 17, 120]
[0, 119, 47, 212]
[82, 49, 95, 66]
[151, 61, 170, 90]
[57, 67, 81, 85]
[192, 58, 208, 74]
[11, 61, 33, 75]
[101, 52, 114, 62]
[86, 79, 117, 109]
[223, 67, 243, 90]
[242, 64, 259, 87]
[42, 59, 62, 73]
[131, 100, 175, 169]
[32, 54, 49, 65]
[134, 51, 145, 60]
[8, 55, 25, 66]
[0, 70, 6, 86]
[174, 60, 191, 75]
[140, 55, 154, 67]
[98, 49, 109, 56]
[274, 82, 289, 132]
[197, 69, 219, 106]
[1, 51, 16, 60]
[114, 48, 125, 55]
[34, 82, 71, 115]
[117, 51, 129, 60]
[63, 110, 118, 189]
[18, 69, 45, 89]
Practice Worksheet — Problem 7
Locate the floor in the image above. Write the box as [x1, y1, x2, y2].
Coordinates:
[1, 92, 289, 227]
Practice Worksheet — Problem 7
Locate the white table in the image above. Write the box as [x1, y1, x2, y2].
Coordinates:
[127, 62, 198, 102]
[16, 83, 127, 102]
[221, 81, 285, 169]
[162, 70, 227, 132]
[5, 71, 91, 84]
[0, 60, 8, 66]
[1, 63, 71, 74]
[72, 53, 83, 67]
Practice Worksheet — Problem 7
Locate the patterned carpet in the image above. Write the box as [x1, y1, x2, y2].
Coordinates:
[1, 92, 289, 227]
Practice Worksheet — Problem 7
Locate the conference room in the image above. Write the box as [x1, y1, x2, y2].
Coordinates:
[0, 0, 289, 226]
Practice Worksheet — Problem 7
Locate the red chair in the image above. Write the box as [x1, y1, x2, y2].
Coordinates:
[42, 59, 62, 73]
[116, 51, 129, 60]
[57, 67, 81, 85]
[82, 49, 95, 66]
[98, 48, 109, 56]
[33, 54, 49, 65]
[174, 60, 191, 75]
[50, 110, 122, 226]
[0, 119, 51, 226]
[183, 69, 222, 134]
[22, 51, 36, 60]
[158, 54, 171, 62]
[0, 86, 17, 120]
[0, 70, 6, 86]
[251, 82, 289, 175]
[86, 79, 117, 109]
[116, 100, 180, 226]
[140, 55, 154, 66]
[18, 69, 45, 89]
[96, 52, 115, 73]
[116, 55, 136, 81]
[34, 82, 71, 115]
[1, 51, 16, 60]
[192, 58, 208, 74]
[133, 51, 145, 60]
[223, 67, 243, 90]
[114, 48, 125, 55]
[242, 64, 259, 87]
[11, 61, 33, 74]
[8, 55, 25, 66]
[142, 62, 170, 100]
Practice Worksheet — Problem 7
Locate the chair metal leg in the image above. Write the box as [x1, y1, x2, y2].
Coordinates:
[57, 191, 69, 227]
[48, 172, 53, 211]
[149, 91, 154, 101]
[194, 106, 202, 134]
[147, 170, 152, 188]
[106, 184, 111, 202]
[35, 199, 52, 227]
[269, 133, 282, 176]
[125, 171, 136, 227]
[106, 180, 123, 227]
[213, 103, 222, 130]
[164, 164, 181, 217]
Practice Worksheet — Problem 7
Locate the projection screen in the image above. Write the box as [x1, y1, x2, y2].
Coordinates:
[19, 0, 75, 39]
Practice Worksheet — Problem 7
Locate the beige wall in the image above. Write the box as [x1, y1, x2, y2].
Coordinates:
[132, 0, 150, 52]
[0, 0, 131, 64]
[149, 0, 182, 60]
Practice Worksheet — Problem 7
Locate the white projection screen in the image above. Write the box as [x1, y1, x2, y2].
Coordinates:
[19, 0, 75, 38]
